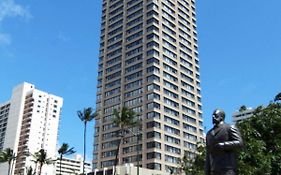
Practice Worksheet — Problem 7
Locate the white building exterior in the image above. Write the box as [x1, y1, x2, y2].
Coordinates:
[93, 164, 170, 175]
[55, 154, 92, 175]
[232, 108, 255, 123]
[0, 82, 63, 175]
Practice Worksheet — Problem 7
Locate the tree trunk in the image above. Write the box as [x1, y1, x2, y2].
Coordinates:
[113, 138, 122, 175]
[34, 162, 38, 175]
[59, 154, 63, 175]
[83, 122, 87, 175]
[38, 163, 43, 175]
[7, 161, 11, 175]
[114, 129, 124, 175]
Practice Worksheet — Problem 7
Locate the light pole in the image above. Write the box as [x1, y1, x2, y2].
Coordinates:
[127, 128, 141, 175]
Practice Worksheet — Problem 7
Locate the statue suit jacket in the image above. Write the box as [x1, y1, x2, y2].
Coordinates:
[205, 123, 243, 174]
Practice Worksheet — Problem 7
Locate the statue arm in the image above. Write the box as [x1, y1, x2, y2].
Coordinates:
[216, 125, 243, 151]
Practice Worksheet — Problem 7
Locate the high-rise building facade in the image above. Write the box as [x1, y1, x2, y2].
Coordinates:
[0, 82, 63, 175]
[94, 0, 203, 173]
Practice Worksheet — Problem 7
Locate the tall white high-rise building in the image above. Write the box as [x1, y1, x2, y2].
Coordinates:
[0, 82, 63, 175]
[94, 0, 203, 174]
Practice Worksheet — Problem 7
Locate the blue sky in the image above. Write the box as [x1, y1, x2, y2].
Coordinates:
[0, 0, 281, 160]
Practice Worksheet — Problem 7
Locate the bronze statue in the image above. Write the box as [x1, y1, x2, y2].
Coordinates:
[205, 109, 243, 175]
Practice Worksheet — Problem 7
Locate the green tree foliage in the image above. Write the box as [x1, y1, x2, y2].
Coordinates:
[77, 107, 97, 175]
[0, 148, 16, 175]
[239, 105, 247, 112]
[274, 92, 281, 102]
[58, 143, 75, 175]
[237, 102, 281, 175]
[112, 107, 139, 175]
[182, 144, 205, 175]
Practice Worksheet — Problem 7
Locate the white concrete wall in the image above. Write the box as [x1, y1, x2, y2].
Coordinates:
[0, 82, 34, 174]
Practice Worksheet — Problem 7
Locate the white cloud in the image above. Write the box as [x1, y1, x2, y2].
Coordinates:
[0, 0, 31, 46]
[0, 32, 11, 45]
[0, 0, 31, 22]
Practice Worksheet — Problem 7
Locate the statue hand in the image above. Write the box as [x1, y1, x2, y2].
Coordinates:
[215, 142, 225, 150]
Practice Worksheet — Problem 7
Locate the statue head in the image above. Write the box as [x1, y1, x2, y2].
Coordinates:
[212, 109, 225, 126]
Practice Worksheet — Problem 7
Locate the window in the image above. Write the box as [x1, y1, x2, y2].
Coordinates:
[147, 141, 161, 149]
[165, 145, 181, 154]
[147, 75, 160, 83]
[164, 125, 180, 135]
[182, 114, 196, 123]
[125, 71, 142, 82]
[147, 121, 161, 129]
[105, 87, 121, 97]
[163, 71, 178, 82]
[101, 160, 115, 167]
[164, 116, 179, 126]
[126, 39, 142, 49]
[147, 131, 161, 139]
[164, 80, 178, 91]
[125, 79, 142, 89]
[147, 57, 160, 65]
[124, 97, 142, 107]
[165, 155, 180, 164]
[147, 111, 161, 119]
[164, 88, 178, 99]
[147, 102, 160, 110]
[147, 66, 160, 74]
[125, 54, 142, 65]
[182, 97, 195, 107]
[147, 93, 160, 100]
[105, 96, 120, 105]
[147, 163, 161, 170]
[127, 31, 143, 42]
[147, 49, 159, 57]
[164, 97, 179, 108]
[183, 123, 196, 133]
[164, 107, 179, 117]
[123, 144, 142, 154]
[165, 135, 180, 145]
[147, 152, 161, 160]
[184, 141, 196, 150]
[183, 132, 197, 141]
[125, 62, 142, 73]
[124, 88, 142, 98]
[147, 84, 160, 92]
[182, 105, 196, 115]
[102, 150, 117, 158]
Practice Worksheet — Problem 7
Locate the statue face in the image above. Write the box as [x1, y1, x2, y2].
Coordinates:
[212, 113, 223, 125]
[212, 109, 225, 126]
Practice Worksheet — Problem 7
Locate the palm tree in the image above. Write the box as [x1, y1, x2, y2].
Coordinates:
[32, 149, 53, 175]
[77, 107, 97, 175]
[58, 143, 75, 175]
[112, 107, 139, 175]
[274, 92, 281, 102]
[26, 166, 33, 175]
[239, 105, 247, 112]
[0, 148, 16, 175]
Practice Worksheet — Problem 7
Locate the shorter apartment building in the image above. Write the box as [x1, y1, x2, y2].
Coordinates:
[0, 82, 63, 175]
[55, 154, 92, 175]
[90, 164, 170, 175]
[232, 108, 255, 123]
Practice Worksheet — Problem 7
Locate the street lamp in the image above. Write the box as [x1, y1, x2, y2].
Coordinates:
[127, 128, 141, 175]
